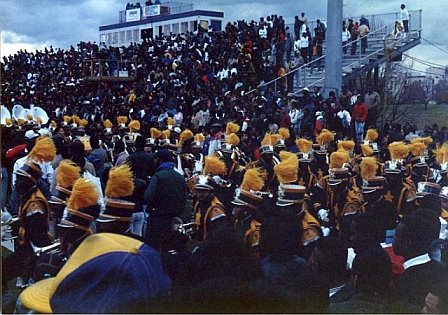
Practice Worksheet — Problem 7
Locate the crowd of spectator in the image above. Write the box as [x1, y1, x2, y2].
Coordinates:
[2, 7, 448, 314]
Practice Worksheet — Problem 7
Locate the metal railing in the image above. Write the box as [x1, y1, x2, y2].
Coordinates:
[82, 57, 138, 80]
[285, 10, 421, 38]
[245, 10, 422, 96]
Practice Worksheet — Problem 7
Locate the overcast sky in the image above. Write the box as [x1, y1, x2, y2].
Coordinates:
[1, 0, 447, 72]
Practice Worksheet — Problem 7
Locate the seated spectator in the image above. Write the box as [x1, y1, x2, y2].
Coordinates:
[388, 210, 448, 313]
[308, 237, 354, 303]
[329, 243, 392, 313]
[259, 215, 308, 282]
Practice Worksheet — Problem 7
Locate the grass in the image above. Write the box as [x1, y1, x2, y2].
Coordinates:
[380, 103, 448, 130]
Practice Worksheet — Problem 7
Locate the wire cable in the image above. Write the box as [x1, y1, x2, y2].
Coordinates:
[402, 53, 446, 69]
[421, 37, 448, 55]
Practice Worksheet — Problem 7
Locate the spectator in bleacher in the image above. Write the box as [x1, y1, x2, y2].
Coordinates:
[400, 4, 410, 34]
[299, 32, 310, 64]
[351, 22, 359, 55]
[342, 25, 351, 54]
[352, 95, 369, 141]
[358, 18, 370, 54]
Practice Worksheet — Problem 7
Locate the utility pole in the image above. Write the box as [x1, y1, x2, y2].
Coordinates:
[324, 0, 343, 96]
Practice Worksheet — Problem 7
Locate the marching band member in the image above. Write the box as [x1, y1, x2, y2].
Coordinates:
[231, 168, 265, 250]
[97, 164, 135, 235]
[192, 156, 228, 241]
[296, 138, 318, 193]
[48, 160, 81, 238]
[383, 141, 417, 215]
[311, 129, 335, 181]
[13, 137, 56, 287]
[407, 138, 433, 187]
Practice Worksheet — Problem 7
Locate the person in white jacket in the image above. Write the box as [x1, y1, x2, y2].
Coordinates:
[342, 27, 351, 54]
[337, 106, 352, 138]
[289, 102, 303, 137]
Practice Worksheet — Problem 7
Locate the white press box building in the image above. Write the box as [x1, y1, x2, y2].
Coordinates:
[99, 1, 224, 47]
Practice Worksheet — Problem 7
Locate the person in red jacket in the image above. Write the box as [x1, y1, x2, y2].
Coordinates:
[352, 96, 369, 141]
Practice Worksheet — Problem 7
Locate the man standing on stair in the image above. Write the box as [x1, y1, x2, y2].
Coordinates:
[400, 4, 410, 35]
[358, 19, 370, 54]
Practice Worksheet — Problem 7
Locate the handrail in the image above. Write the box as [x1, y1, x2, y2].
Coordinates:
[285, 10, 422, 37]
[245, 24, 390, 96]
[245, 10, 424, 97]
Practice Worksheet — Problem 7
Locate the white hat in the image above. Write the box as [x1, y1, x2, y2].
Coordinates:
[38, 128, 52, 137]
[174, 127, 182, 134]
[25, 130, 39, 140]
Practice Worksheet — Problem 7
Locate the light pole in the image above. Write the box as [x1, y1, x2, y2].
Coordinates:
[324, 0, 343, 96]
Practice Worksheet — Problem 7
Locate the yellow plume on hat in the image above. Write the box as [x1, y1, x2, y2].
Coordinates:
[27, 137, 56, 163]
[203, 155, 226, 175]
[56, 159, 81, 188]
[129, 120, 141, 132]
[329, 150, 350, 169]
[360, 157, 378, 180]
[338, 140, 355, 152]
[103, 119, 113, 129]
[63, 115, 71, 123]
[410, 141, 426, 157]
[388, 141, 409, 160]
[434, 143, 448, 164]
[296, 138, 313, 153]
[411, 137, 433, 145]
[150, 127, 162, 139]
[274, 154, 299, 184]
[117, 116, 128, 125]
[194, 133, 205, 143]
[179, 129, 194, 146]
[261, 133, 272, 146]
[67, 178, 99, 211]
[270, 133, 281, 146]
[105, 164, 135, 198]
[279, 150, 295, 161]
[316, 129, 335, 145]
[278, 127, 290, 140]
[79, 119, 88, 128]
[365, 129, 379, 142]
[36, 117, 43, 125]
[162, 129, 171, 139]
[226, 133, 240, 146]
[226, 122, 240, 135]
[361, 144, 373, 157]
[167, 117, 175, 126]
[18, 118, 25, 126]
[241, 168, 265, 192]
[6, 118, 12, 125]
[50, 120, 57, 128]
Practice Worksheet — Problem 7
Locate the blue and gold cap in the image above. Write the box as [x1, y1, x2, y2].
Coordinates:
[19, 233, 171, 313]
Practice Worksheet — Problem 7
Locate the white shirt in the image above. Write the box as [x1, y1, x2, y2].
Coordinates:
[12, 156, 54, 189]
[342, 29, 351, 42]
[289, 109, 303, 124]
[259, 27, 267, 39]
[439, 217, 447, 240]
[337, 109, 352, 126]
[174, 112, 183, 126]
[400, 8, 409, 21]
[294, 39, 301, 52]
[299, 36, 309, 49]
[403, 253, 431, 270]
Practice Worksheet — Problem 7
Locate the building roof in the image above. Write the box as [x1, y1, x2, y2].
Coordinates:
[99, 9, 224, 32]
